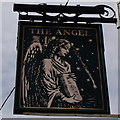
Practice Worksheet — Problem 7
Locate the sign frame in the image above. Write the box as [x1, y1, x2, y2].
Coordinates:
[14, 21, 110, 115]
[117, 1, 120, 29]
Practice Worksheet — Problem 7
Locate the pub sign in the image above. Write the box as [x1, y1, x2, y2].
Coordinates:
[14, 22, 110, 115]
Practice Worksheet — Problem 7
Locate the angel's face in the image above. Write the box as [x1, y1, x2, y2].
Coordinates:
[58, 43, 71, 57]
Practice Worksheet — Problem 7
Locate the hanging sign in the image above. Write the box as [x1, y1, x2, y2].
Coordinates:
[14, 22, 110, 115]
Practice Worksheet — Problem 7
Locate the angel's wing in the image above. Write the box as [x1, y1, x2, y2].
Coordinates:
[21, 41, 43, 107]
[24, 42, 42, 64]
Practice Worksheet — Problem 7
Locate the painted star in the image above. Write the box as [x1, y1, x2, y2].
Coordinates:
[81, 45, 84, 48]
[81, 88, 84, 91]
[76, 48, 80, 51]
[96, 67, 99, 69]
[77, 67, 80, 70]
[88, 39, 93, 42]
[87, 79, 90, 82]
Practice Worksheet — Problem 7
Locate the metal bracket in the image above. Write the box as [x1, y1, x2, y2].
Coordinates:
[13, 4, 117, 24]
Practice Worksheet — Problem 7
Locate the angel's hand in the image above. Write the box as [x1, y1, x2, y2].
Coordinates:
[62, 94, 80, 104]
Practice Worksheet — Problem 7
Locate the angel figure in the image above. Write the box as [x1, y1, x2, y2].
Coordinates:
[21, 37, 97, 108]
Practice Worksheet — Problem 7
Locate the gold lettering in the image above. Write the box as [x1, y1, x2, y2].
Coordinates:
[63, 30, 71, 36]
[30, 29, 51, 35]
[78, 30, 85, 36]
[30, 29, 37, 34]
[45, 29, 51, 35]
[78, 30, 90, 36]
[30, 28, 91, 36]
[85, 30, 89, 36]
[71, 30, 78, 36]
[39, 29, 44, 34]
[56, 30, 62, 35]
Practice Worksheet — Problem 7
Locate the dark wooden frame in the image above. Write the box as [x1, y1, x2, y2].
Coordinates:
[14, 21, 110, 115]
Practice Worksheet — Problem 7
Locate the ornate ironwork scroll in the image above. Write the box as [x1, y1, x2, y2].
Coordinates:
[13, 4, 117, 24]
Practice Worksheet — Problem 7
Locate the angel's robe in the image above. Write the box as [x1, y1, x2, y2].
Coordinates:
[41, 57, 82, 108]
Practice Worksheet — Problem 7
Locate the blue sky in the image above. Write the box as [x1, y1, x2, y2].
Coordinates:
[1, 1, 119, 119]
